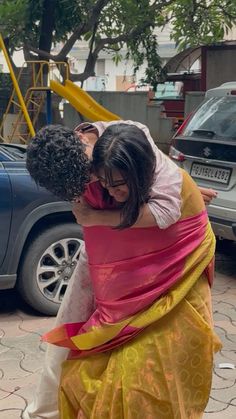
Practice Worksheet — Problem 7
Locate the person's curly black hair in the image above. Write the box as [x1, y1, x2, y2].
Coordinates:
[26, 124, 91, 201]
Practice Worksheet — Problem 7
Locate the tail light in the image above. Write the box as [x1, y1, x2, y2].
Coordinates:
[169, 112, 193, 161]
[169, 146, 185, 162]
[173, 111, 193, 138]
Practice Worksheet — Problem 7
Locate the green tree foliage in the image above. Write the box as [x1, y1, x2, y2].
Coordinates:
[168, 0, 236, 50]
[0, 0, 236, 87]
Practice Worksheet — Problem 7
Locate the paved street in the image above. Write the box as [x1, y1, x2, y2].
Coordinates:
[0, 241, 236, 419]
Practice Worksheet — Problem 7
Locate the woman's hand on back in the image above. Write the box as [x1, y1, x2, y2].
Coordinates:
[72, 197, 121, 227]
[199, 187, 217, 205]
[72, 197, 95, 226]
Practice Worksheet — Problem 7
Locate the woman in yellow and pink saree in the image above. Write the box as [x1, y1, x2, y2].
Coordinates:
[44, 124, 221, 419]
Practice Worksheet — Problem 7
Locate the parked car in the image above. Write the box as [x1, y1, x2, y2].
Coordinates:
[0, 142, 83, 315]
[169, 82, 236, 242]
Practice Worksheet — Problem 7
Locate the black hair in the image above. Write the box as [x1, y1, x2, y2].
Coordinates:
[92, 123, 156, 229]
[26, 124, 91, 201]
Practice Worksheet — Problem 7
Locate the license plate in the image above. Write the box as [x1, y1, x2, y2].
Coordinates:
[191, 163, 231, 184]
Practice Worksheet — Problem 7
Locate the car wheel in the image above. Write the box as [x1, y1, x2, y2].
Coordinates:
[17, 223, 84, 315]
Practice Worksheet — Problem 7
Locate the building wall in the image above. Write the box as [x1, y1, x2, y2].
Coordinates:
[206, 47, 236, 89]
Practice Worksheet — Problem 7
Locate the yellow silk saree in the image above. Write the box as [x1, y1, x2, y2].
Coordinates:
[44, 171, 221, 419]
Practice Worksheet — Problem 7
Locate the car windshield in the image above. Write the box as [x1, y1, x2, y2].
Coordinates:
[182, 97, 236, 141]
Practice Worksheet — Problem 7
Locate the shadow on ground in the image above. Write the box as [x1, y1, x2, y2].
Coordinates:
[0, 288, 44, 316]
[215, 240, 236, 276]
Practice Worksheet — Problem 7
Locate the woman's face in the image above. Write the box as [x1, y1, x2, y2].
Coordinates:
[97, 169, 129, 202]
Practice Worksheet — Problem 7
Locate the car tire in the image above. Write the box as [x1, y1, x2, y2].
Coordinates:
[17, 223, 84, 315]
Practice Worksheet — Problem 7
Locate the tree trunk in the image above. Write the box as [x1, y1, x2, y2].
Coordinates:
[38, 0, 57, 85]
[39, 0, 57, 57]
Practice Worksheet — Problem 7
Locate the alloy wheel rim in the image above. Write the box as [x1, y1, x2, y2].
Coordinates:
[36, 237, 83, 304]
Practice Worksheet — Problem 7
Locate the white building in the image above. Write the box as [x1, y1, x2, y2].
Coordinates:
[0, 49, 24, 72]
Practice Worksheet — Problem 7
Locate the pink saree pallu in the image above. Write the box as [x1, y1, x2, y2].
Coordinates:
[44, 171, 221, 419]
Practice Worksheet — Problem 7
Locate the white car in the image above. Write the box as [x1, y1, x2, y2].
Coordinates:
[169, 82, 236, 241]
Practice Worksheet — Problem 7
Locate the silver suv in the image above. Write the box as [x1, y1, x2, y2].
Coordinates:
[169, 82, 236, 241]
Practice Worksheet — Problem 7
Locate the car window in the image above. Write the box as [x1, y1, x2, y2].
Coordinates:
[0, 145, 26, 160]
[0, 148, 13, 161]
[182, 97, 236, 140]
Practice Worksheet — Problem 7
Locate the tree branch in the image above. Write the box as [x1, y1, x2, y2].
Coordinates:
[27, 0, 110, 62]
[94, 0, 173, 50]
[70, 18, 155, 82]
[26, 45, 57, 60]
[70, 49, 98, 82]
[54, 0, 110, 58]
[94, 19, 153, 53]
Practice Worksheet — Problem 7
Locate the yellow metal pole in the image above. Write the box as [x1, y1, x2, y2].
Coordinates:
[0, 34, 35, 137]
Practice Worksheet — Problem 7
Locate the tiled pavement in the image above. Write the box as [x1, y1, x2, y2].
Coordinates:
[0, 243, 236, 418]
